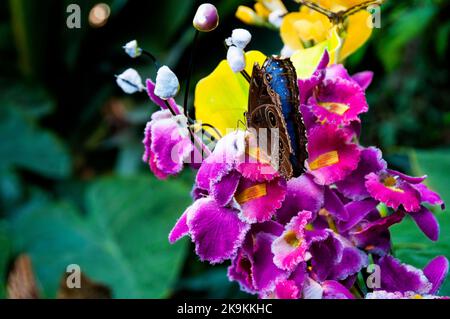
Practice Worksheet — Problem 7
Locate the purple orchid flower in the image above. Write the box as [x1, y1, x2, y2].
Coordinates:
[143, 110, 193, 180]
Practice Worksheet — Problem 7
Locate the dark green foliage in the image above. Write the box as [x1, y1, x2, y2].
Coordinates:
[0, 0, 448, 298]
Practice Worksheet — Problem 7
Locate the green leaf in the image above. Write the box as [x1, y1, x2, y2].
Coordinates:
[377, 5, 436, 71]
[9, 176, 192, 298]
[0, 222, 11, 298]
[0, 107, 71, 179]
[8, 0, 53, 79]
[391, 149, 450, 296]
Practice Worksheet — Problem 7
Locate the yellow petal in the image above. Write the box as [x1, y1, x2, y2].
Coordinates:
[194, 51, 267, 137]
[280, 9, 332, 50]
[236, 6, 260, 25]
[340, 11, 372, 60]
[290, 27, 341, 78]
[291, 41, 328, 79]
[254, 2, 271, 18]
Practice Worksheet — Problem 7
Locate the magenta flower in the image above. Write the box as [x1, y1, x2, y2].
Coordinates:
[272, 211, 312, 271]
[143, 110, 193, 180]
[169, 197, 250, 264]
[306, 124, 361, 185]
[308, 77, 368, 126]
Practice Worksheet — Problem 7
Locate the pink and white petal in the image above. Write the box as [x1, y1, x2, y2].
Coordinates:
[272, 211, 312, 271]
[151, 116, 193, 176]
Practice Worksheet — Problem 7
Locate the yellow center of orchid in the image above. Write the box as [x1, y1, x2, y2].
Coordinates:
[309, 151, 340, 170]
[382, 176, 404, 193]
[319, 208, 338, 233]
[318, 102, 350, 115]
[235, 184, 267, 204]
[284, 231, 301, 248]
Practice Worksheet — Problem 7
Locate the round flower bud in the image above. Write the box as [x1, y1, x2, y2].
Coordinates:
[154, 66, 180, 100]
[227, 46, 246, 73]
[231, 29, 252, 49]
[116, 68, 144, 94]
[123, 40, 142, 58]
[193, 3, 219, 32]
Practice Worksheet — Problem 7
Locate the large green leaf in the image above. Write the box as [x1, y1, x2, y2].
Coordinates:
[0, 107, 71, 179]
[9, 175, 191, 298]
[391, 149, 450, 296]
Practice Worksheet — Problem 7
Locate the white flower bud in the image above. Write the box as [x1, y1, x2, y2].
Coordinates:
[269, 10, 285, 28]
[231, 29, 252, 49]
[123, 40, 142, 58]
[116, 68, 144, 94]
[227, 46, 246, 73]
[154, 66, 180, 100]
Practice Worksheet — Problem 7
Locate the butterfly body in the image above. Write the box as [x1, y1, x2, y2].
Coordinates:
[247, 56, 308, 180]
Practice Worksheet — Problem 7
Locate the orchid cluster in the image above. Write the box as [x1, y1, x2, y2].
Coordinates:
[117, 1, 448, 299]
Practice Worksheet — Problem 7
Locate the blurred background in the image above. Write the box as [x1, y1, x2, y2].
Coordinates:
[0, 0, 448, 299]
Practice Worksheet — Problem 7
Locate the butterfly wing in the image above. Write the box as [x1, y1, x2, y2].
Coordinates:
[247, 63, 294, 179]
[280, 57, 309, 175]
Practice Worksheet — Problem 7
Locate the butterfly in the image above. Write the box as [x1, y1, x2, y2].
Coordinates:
[296, 0, 384, 25]
[246, 56, 308, 180]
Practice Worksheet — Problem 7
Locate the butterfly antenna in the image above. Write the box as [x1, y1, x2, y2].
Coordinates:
[201, 123, 223, 139]
[342, 0, 385, 19]
[237, 119, 248, 131]
[241, 70, 252, 83]
[294, 0, 336, 20]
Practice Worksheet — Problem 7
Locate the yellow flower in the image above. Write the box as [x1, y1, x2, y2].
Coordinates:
[194, 51, 266, 136]
[280, 2, 373, 61]
[236, 0, 287, 27]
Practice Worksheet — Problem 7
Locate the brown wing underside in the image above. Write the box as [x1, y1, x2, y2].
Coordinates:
[246, 63, 294, 179]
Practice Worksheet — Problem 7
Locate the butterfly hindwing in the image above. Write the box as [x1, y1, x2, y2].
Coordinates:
[247, 63, 294, 179]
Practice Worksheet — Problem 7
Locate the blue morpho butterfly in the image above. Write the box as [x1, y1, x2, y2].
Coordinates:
[246, 56, 308, 180]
